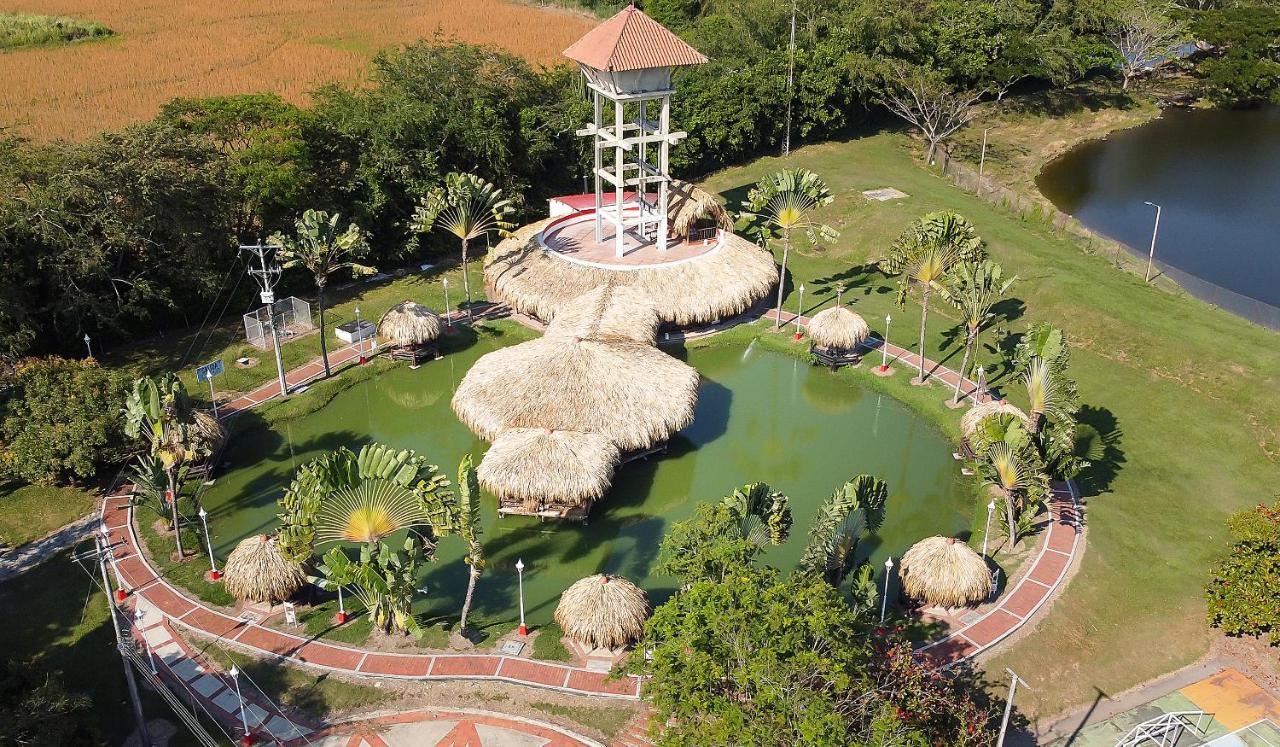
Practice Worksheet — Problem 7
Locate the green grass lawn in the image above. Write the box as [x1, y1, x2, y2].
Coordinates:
[0, 480, 97, 547]
[699, 132, 1280, 723]
[0, 12, 113, 50]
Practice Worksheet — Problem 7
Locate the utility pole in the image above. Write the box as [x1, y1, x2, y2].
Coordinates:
[997, 668, 1031, 747]
[782, 0, 797, 157]
[96, 536, 152, 747]
[1143, 201, 1162, 283]
[241, 242, 289, 398]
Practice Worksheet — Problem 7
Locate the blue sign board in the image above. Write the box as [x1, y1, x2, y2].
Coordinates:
[195, 359, 224, 383]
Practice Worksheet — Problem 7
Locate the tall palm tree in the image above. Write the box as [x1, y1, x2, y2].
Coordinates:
[742, 169, 839, 329]
[881, 212, 985, 382]
[942, 260, 1016, 404]
[275, 210, 373, 378]
[799, 475, 888, 588]
[982, 442, 1038, 548]
[455, 454, 485, 634]
[1023, 356, 1068, 435]
[411, 173, 516, 320]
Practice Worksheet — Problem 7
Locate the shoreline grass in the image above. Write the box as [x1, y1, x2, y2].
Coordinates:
[0, 12, 112, 51]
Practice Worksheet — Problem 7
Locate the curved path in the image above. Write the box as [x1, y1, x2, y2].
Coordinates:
[98, 306, 1083, 744]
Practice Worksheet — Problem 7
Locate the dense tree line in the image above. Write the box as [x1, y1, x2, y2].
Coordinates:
[0, 0, 1273, 361]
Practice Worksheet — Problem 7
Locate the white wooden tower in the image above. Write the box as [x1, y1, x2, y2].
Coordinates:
[564, 5, 707, 257]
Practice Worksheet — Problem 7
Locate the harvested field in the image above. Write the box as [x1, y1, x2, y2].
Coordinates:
[0, 0, 594, 141]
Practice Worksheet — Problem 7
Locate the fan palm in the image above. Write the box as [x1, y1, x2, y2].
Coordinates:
[1023, 356, 1068, 435]
[455, 454, 485, 633]
[942, 260, 1016, 404]
[275, 209, 374, 378]
[411, 172, 516, 320]
[981, 442, 1045, 548]
[799, 475, 888, 588]
[882, 212, 985, 382]
[741, 169, 839, 329]
[720, 482, 793, 548]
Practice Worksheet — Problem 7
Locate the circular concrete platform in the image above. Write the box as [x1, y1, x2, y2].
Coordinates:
[539, 212, 722, 271]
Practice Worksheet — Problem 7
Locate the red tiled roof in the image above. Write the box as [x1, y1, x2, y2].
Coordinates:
[563, 5, 707, 72]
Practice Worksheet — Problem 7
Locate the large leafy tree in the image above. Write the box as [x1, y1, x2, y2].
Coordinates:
[942, 260, 1015, 404]
[657, 482, 791, 585]
[274, 209, 373, 377]
[881, 212, 985, 382]
[410, 172, 516, 318]
[742, 169, 839, 329]
[1206, 500, 1280, 644]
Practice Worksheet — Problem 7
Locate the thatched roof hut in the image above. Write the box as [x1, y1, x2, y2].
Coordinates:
[377, 300, 442, 347]
[191, 409, 227, 449]
[222, 535, 308, 605]
[960, 400, 1031, 439]
[453, 336, 698, 452]
[808, 306, 870, 351]
[667, 180, 734, 238]
[899, 536, 992, 609]
[480, 428, 620, 514]
[554, 574, 649, 650]
[546, 284, 660, 345]
[485, 220, 777, 327]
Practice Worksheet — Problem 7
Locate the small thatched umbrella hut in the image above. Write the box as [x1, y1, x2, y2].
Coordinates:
[222, 534, 308, 606]
[808, 306, 870, 369]
[377, 300, 443, 366]
[546, 284, 661, 345]
[666, 180, 734, 240]
[554, 574, 649, 651]
[480, 428, 621, 519]
[899, 536, 992, 609]
[453, 336, 699, 454]
[959, 400, 1031, 457]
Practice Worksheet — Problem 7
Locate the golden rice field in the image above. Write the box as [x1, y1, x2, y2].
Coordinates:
[0, 0, 595, 141]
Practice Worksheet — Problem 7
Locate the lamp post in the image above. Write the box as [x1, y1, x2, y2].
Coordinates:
[880, 557, 894, 623]
[793, 283, 805, 340]
[102, 522, 128, 603]
[335, 586, 347, 625]
[515, 558, 528, 636]
[978, 127, 993, 188]
[83, 333, 92, 359]
[355, 307, 367, 365]
[228, 666, 253, 746]
[974, 365, 987, 404]
[197, 508, 220, 581]
[135, 608, 157, 674]
[879, 314, 893, 373]
[982, 499, 996, 558]
[997, 668, 1031, 747]
[1143, 201, 1162, 283]
[442, 278, 452, 331]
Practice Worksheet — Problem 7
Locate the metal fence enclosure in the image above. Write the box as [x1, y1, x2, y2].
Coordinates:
[243, 296, 314, 350]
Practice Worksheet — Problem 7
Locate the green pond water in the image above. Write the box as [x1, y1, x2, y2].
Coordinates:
[200, 339, 972, 630]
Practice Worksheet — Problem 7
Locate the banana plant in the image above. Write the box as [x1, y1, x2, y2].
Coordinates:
[720, 482, 793, 548]
[455, 454, 485, 634]
[312, 535, 430, 637]
[799, 475, 888, 588]
[981, 442, 1048, 548]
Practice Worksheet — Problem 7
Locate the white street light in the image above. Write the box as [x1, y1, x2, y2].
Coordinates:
[1143, 201, 1162, 283]
[335, 586, 347, 625]
[355, 306, 367, 364]
[997, 668, 1031, 747]
[978, 127, 993, 187]
[197, 507, 220, 581]
[135, 608, 157, 673]
[975, 365, 987, 404]
[228, 665, 251, 742]
[880, 557, 894, 623]
[515, 558, 528, 636]
[442, 278, 452, 330]
[879, 314, 893, 373]
[983, 499, 997, 558]
[83, 333, 93, 359]
[793, 284, 806, 339]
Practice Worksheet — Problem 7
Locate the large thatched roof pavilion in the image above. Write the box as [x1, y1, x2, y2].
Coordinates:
[479, 428, 621, 519]
[452, 334, 698, 453]
[899, 536, 992, 609]
[554, 574, 649, 651]
[377, 300, 443, 366]
[222, 534, 307, 606]
[544, 283, 661, 345]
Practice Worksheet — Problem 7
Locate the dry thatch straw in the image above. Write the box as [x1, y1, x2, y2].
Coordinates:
[377, 300, 443, 347]
[485, 219, 777, 327]
[222, 535, 308, 605]
[667, 180, 734, 238]
[960, 400, 1031, 439]
[808, 306, 870, 351]
[899, 536, 992, 609]
[554, 574, 649, 650]
[453, 336, 698, 452]
[479, 428, 620, 510]
[191, 409, 227, 448]
[545, 284, 660, 345]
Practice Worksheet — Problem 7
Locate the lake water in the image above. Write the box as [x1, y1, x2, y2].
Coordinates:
[199, 340, 971, 629]
[1037, 106, 1280, 309]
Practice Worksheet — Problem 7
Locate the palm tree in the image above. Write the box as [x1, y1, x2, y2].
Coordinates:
[799, 475, 888, 588]
[720, 482, 793, 548]
[742, 169, 839, 329]
[275, 209, 373, 378]
[942, 260, 1016, 404]
[881, 212, 985, 382]
[455, 454, 485, 634]
[1023, 356, 1069, 435]
[981, 442, 1045, 548]
[411, 173, 516, 320]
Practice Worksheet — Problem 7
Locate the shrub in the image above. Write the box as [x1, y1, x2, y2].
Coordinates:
[0, 659, 99, 746]
[1206, 501, 1280, 644]
[1, 357, 125, 485]
[0, 13, 113, 51]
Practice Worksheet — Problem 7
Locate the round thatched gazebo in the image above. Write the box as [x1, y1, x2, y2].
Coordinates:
[479, 428, 621, 520]
[554, 574, 649, 651]
[667, 180, 734, 239]
[452, 335, 698, 454]
[222, 534, 308, 606]
[545, 284, 661, 345]
[808, 306, 870, 369]
[959, 400, 1031, 457]
[377, 300, 443, 366]
[899, 536, 992, 609]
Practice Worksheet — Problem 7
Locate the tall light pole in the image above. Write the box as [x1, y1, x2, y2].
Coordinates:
[997, 668, 1031, 747]
[96, 535, 151, 747]
[880, 557, 894, 623]
[442, 278, 452, 331]
[1143, 201, 1162, 283]
[355, 306, 367, 365]
[879, 314, 893, 373]
[793, 283, 806, 340]
[241, 242, 288, 398]
[974, 365, 987, 404]
[197, 507, 220, 581]
[978, 127, 993, 188]
[228, 665, 252, 745]
[982, 499, 996, 558]
[515, 558, 528, 636]
[83, 333, 93, 359]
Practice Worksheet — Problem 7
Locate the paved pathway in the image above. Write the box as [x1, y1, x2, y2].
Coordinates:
[299, 709, 605, 747]
[0, 512, 99, 583]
